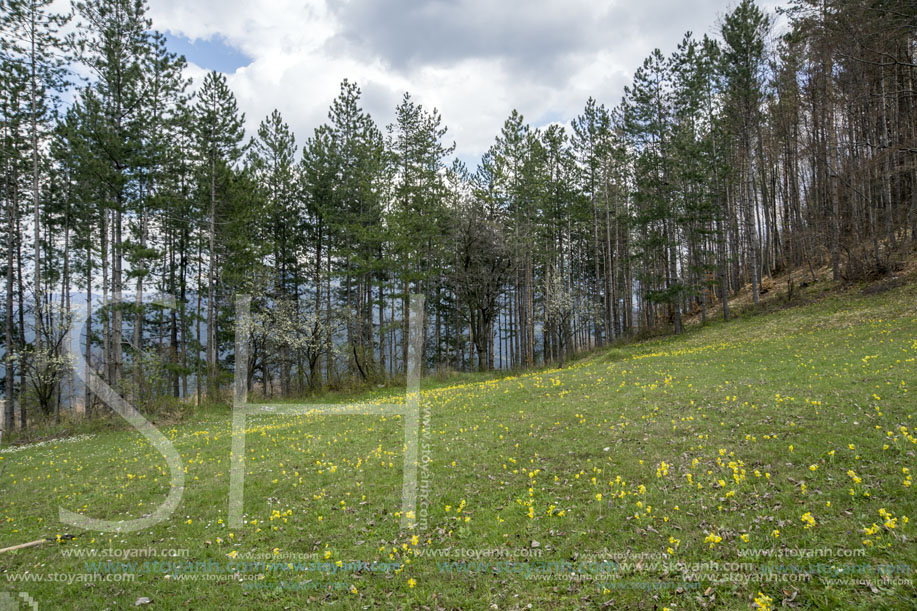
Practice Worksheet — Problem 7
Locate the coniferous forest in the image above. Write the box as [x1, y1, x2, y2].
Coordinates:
[1, 0, 915, 428]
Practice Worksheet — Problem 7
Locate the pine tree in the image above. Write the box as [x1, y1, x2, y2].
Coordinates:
[128, 31, 189, 401]
[386, 92, 454, 372]
[300, 124, 338, 388]
[623, 48, 684, 333]
[572, 98, 615, 343]
[1, 0, 69, 363]
[193, 70, 245, 400]
[0, 53, 29, 427]
[327, 80, 384, 381]
[670, 33, 719, 324]
[70, 0, 152, 389]
[721, 0, 770, 303]
[247, 109, 299, 395]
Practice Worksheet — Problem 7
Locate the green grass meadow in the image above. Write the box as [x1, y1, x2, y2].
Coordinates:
[1, 280, 916, 609]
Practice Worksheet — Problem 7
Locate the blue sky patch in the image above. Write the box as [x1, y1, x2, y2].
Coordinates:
[164, 32, 252, 74]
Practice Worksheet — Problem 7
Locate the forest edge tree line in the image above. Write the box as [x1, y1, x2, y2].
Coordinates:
[1, 0, 914, 428]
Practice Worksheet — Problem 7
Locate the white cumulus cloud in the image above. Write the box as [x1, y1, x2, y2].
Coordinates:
[145, 0, 783, 162]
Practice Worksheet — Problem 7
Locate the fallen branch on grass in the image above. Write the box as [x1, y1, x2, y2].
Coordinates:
[0, 534, 76, 555]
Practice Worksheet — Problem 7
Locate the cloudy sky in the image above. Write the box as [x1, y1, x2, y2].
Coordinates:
[148, 0, 782, 166]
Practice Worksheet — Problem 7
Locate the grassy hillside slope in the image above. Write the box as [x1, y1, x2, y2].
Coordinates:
[1, 280, 915, 609]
